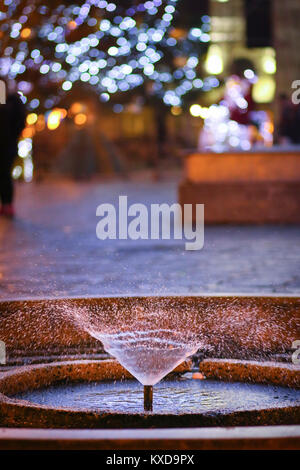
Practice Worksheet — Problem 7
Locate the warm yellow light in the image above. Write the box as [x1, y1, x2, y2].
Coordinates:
[70, 102, 84, 115]
[26, 113, 38, 125]
[199, 107, 210, 120]
[36, 115, 45, 131]
[252, 76, 276, 103]
[22, 127, 35, 138]
[46, 109, 66, 130]
[60, 108, 67, 119]
[68, 21, 77, 30]
[190, 104, 202, 117]
[262, 56, 276, 74]
[74, 113, 87, 126]
[173, 56, 187, 68]
[189, 104, 210, 119]
[171, 106, 182, 116]
[205, 45, 223, 75]
[170, 28, 187, 40]
[266, 121, 274, 134]
[47, 110, 62, 130]
[20, 28, 31, 39]
[36, 121, 45, 132]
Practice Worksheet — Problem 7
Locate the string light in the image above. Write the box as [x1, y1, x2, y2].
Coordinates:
[205, 45, 223, 75]
[189, 104, 202, 117]
[0, 0, 215, 111]
[74, 112, 87, 125]
[26, 113, 38, 125]
[47, 109, 64, 130]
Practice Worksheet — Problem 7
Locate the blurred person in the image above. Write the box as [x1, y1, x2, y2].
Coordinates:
[152, 104, 168, 180]
[277, 93, 300, 145]
[292, 104, 300, 144]
[0, 91, 26, 217]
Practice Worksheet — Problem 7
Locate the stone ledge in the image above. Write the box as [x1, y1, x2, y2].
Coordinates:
[0, 359, 299, 431]
[0, 425, 300, 450]
[200, 359, 300, 388]
[179, 180, 300, 223]
[185, 151, 300, 183]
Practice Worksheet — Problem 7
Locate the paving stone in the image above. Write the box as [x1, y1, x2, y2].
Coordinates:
[0, 177, 299, 300]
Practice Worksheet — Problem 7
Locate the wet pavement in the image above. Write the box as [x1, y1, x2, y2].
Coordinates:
[0, 176, 300, 300]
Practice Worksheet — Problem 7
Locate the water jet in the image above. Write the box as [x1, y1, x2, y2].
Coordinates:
[144, 385, 153, 412]
[0, 295, 299, 449]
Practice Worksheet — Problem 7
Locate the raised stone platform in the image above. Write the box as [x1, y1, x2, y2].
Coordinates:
[179, 150, 300, 223]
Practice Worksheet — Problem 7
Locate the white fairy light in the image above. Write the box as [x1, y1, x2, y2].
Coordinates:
[0, 0, 214, 111]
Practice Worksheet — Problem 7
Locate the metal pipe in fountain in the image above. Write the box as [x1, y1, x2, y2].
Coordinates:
[144, 385, 153, 412]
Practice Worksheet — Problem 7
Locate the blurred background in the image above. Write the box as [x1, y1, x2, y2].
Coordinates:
[1, 0, 299, 181]
[0, 0, 300, 300]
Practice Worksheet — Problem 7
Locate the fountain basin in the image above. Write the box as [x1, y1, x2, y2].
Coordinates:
[0, 295, 299, 449]
[0, 359, 299, 430]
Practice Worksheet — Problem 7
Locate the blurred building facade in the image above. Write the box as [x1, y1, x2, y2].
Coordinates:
[209, 0, 275, 105]
[209, 0, 300, 103]
[273, 0, 300, 97]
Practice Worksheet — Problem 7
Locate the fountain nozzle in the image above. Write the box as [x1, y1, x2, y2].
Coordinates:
[144, 385, 153, 412]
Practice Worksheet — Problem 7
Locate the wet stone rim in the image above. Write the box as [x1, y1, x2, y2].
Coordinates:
[0, 359, 299, 429]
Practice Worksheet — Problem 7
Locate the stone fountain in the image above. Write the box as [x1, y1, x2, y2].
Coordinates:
[0, 296, 299, 449]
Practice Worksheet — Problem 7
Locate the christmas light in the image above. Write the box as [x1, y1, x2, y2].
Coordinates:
[47, 109, 63, 130]
[262, 56, 276, 75]
[0, 0, 215, 111]
[26, 113, 38, 125]
[205, 45, 223, 75]
[74, 112, 87, 125]
[252, 76, 276, 103]
[188, 104, 199, 116]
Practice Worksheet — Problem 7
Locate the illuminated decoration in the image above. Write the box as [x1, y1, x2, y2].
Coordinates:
[12, 165, 23, 179]
[199, 74, 273, 152]
[68, 20, 78, 31]
[205, 45, 223, 75]
[22, 126, 35, 138]
[171, 105, 182, 115]
[69, 102, 85, 115]
[244, 69, 255, 80]
[20, 27, 31, 39]
[36, 114, 45, 131]
[252, 76, 276, 103]
[16, 137, 33, 182]
[198, 106, 209, 120]
[0, 0, 217, 111]
[74, 112, 87, 125]
[190, 103, 209, 119]
[47, 108, 65, 130]
[26, 112, 38, 125]
[262, 53, 276, 75]
[189, 104, 202, 117]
